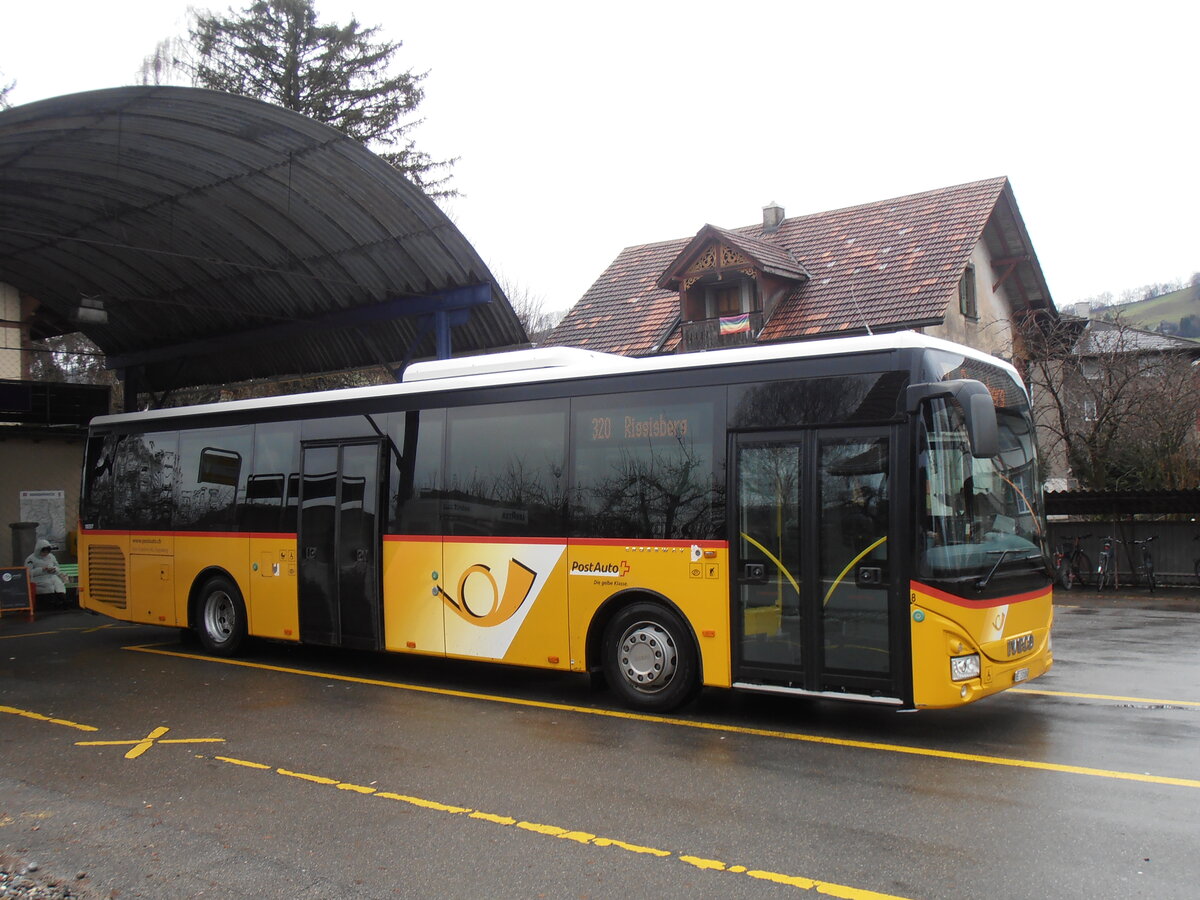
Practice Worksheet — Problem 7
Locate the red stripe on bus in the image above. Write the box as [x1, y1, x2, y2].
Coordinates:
[383, 534, 565, 545]
[383, 535, 728, 548]
[571, 538, 728, 549]
[80, 530, 296, 540]
[912, 581, 1051, 609]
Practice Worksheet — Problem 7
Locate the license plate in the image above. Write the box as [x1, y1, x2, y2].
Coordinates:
[1007, 633, 1035, 656]
[1013, 667, 1029, 684]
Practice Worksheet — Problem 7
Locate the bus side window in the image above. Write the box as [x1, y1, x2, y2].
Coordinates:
[444, 401, 567, 537]
[386, 409, 444, 535]
[241, 422, 300, 534]
[113, 431, 178, 530]
[81, 433, 121, 530]
[570, 391, 719, 541]
[175, 426, 252, 532]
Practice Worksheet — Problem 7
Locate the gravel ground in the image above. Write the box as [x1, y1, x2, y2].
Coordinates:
[0, 858, 92, 900]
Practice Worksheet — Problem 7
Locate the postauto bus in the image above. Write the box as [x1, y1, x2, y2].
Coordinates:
[78, 332, 1053, 711]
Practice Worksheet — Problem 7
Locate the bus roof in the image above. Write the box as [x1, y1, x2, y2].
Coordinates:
[91, 331, 1021, 426]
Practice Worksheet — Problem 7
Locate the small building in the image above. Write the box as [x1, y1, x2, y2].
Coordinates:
[1027, 313, 1200, 490]
[547, 177, 1055, 363]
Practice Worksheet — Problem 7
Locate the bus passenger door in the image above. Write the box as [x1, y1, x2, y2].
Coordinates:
[732, 430, 897, 700]
[298, 440, 384, 650]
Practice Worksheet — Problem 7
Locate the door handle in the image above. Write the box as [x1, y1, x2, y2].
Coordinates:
[355, 548, 367, 562]
[856, 566, 884, 588]
[744, 563, 766, 582]
[304, 546, 317, 560]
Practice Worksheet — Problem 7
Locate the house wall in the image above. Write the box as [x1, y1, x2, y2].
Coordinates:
[0, 282, 21, 379]
[925, 242, 1016, 360]
[0, 435, 85, 566]
[922, 246, 1079, 484]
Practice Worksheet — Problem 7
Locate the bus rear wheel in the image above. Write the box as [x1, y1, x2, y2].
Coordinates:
[195, 575, 247, 656]
[602, 602, 698, 712]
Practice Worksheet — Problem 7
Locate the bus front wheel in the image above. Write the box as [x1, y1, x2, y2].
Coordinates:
[602, 602, 698, 712]
[195, 575, 247, 657]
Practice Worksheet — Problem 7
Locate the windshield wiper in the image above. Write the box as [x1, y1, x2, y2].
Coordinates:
[975, 550, 1042, 591]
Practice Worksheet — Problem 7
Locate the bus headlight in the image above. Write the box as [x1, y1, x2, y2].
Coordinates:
[950, 653, 981, 682]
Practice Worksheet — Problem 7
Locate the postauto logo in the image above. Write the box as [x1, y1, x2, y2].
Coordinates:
[570, 560, 630, 577]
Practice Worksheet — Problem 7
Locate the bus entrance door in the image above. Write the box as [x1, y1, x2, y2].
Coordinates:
[732, 430, 897, 702]
[298, 440, 384, 650]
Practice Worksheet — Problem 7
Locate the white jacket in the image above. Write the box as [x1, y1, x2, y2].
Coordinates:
[25, 539, 66, 595]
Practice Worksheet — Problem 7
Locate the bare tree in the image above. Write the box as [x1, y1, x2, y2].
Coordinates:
[500, 278, 563, 346]
[0, 72, 14, 109]
[1022, 312, 1200, 491]
[137, 36, 193, 86]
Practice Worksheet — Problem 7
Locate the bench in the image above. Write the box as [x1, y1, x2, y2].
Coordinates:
[58, 563, 79, 591]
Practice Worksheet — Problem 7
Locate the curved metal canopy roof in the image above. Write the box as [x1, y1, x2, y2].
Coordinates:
[0, 86, 526, 394]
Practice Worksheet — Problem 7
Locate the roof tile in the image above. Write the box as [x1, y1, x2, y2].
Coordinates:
[548, 178, 1012, 355]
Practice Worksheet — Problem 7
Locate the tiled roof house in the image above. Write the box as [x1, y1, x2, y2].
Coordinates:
[547, 177, 1055, 361]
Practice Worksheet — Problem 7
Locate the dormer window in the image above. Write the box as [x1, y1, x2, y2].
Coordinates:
[656, 225, 810, 351]
[705, 279, 757, 319]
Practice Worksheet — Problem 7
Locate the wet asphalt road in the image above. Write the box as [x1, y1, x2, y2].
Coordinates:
[2, 594, 1199, 900]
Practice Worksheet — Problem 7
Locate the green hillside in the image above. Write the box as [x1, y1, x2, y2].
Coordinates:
[1093, 286, 1200, 336]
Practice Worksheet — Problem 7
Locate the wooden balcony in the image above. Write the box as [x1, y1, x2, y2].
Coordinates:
[679, 312, 763, 352]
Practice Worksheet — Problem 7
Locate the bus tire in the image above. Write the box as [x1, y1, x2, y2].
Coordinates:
[602, 602, 698, 712]
[195, 575, 247, 657]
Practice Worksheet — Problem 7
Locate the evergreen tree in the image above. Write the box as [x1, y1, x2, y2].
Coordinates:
[186, 0, 454, 195]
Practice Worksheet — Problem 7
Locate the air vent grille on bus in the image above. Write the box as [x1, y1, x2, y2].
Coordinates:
[87, 544, 127, 608]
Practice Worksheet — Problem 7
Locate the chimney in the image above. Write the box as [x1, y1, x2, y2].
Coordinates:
[1074, 301, 1090, 318]
[762, 201, 784, 233]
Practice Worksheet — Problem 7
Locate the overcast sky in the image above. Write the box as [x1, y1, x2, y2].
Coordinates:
[2, 1, 1196, 315]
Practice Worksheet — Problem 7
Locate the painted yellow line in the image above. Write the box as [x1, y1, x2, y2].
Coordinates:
[209, 752, 908, 900]
[277, 768, 339, 785]
[76, 725, 226, 759]
[0, 624, 142, 639]
[216, 756, 271, 770]
[0, 630, 61, 640]
[128, 643, 1200, 790]
[1, 704, 98, 732]
[1013, 687, 1200, 708]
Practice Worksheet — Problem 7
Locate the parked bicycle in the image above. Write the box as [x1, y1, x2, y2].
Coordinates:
[1131, 536, 1157, 592]
[1053, 533, 1091, 590]
[1096, 536, 1120, 590]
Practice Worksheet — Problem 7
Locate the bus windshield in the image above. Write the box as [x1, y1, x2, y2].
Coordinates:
[918, 375, 1049, 591]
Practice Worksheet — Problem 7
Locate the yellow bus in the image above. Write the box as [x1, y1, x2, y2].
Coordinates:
[78, 332, 1053, 711]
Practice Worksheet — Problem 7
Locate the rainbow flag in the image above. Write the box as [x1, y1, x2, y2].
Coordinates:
[719, 313, 751, 335]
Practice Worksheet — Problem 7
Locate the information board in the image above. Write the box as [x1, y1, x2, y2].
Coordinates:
[0, 567, 34, 616]
[20, 490, 66, 547]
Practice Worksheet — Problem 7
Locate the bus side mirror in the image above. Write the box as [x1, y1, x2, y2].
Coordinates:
[906, 379, 1000, 459]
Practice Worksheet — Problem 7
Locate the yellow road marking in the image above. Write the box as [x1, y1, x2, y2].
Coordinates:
[1013, 687, 1200, 707]
[129, 642, 1200, 789]
[76, 725, 225, 759]
[376, 792, 472, 814]
[208, 752, 906, 899]
[1, 704, 98, 732]
[0, 624, 143, 639]
[277, 768, 339, 785]
[215, 756, 270, 770]
[0, 631, 61, 640]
